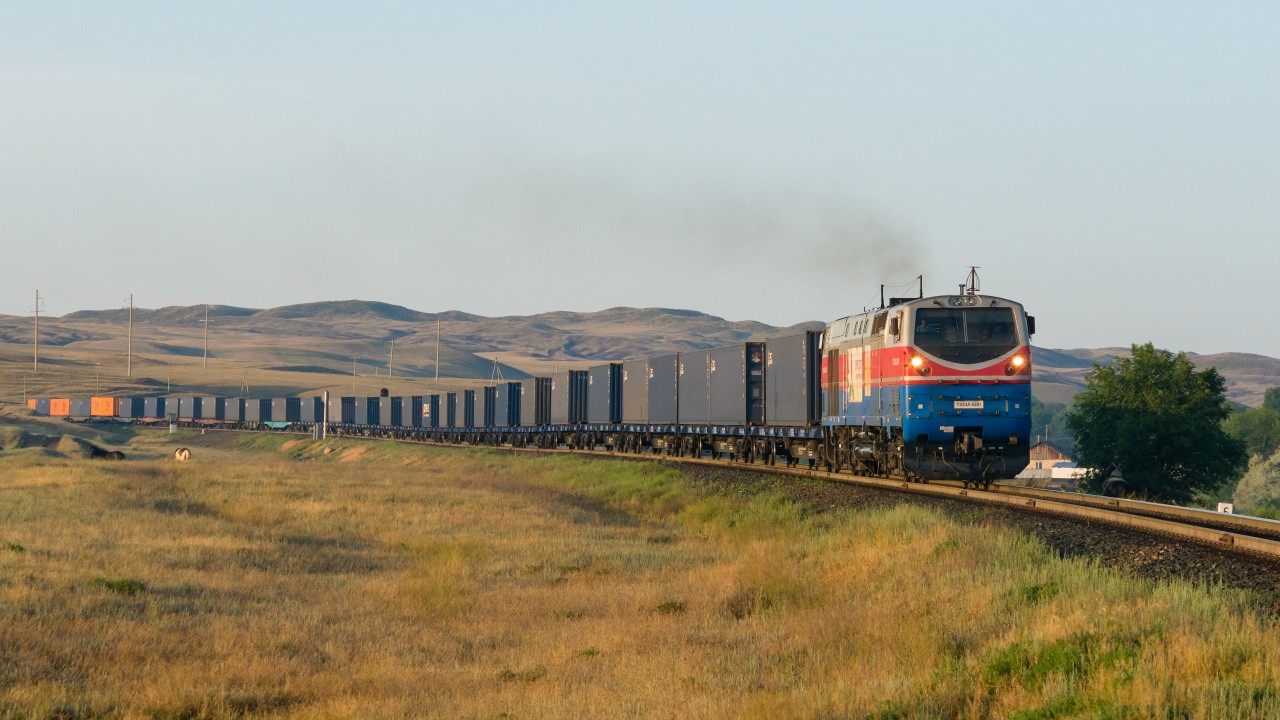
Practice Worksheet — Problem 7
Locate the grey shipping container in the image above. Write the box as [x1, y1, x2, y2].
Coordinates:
[245, 399, 272, 423]
[329, 396, 354, 424]
[550, 370, 588, 424]
[494, 382, 520, 427]
[677, 350, 711, 424]
[649, 354, 679, 424]
[708, 343, 765, 425]
[175, 397, 199, 420]
[272, 397, 302, 422]
[378, 397, 392, 426]
[587, 363, 623, 424]
[69, 398, 92, 417]
[224, 398, 245, 422]
[35, 398, 52, 416]
[200, 396, 223, 420]
[443, 393, 457, 428]
[765, 331, 822, 426]
[519, 378, 551, 426]
[298, 397, 323, 423]
[352, 397, 370, 425]
[116, 397, 141, 418]
[143, 397, 168, 419]
[621, 359, 649, 424]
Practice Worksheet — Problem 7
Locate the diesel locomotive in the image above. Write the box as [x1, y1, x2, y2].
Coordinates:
[27, 277, 1035, 486]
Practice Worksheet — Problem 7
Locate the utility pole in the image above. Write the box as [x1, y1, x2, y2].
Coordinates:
[33, 289, 40, 372]
[389, 339, 394, 378]
[352, 357, 358, 392]
[127, 294, 133, 378]
[321, 390, 329, 440]
[435, 318, 441, 383]
[202, 304, 209, 370]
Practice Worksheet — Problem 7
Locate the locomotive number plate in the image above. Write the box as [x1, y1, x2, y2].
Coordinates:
[954, 400, 984, 410]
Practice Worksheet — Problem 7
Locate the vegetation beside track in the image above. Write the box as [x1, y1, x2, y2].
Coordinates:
[3, 429, 1280, 718]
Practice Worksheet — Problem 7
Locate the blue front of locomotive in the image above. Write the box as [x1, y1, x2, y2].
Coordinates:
[899, 296, 1033, 482]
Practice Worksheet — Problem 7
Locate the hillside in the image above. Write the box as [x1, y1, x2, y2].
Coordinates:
[10, 302, 822, 368]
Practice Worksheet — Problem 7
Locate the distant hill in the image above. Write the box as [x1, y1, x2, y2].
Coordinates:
[36, 302, 822, 363]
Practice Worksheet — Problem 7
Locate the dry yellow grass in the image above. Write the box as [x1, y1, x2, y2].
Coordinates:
[2, 432, 1279, 718]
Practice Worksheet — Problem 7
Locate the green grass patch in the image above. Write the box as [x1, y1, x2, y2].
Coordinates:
[656, 600, 687, 615]
[89, 577, 147, 595]
[983, 628, 1152, 693]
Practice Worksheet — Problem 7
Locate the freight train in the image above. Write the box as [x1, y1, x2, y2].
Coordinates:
[26, 282, 1034, 487]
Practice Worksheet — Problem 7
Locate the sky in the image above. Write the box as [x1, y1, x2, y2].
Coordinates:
[2, 2, 1277, 356]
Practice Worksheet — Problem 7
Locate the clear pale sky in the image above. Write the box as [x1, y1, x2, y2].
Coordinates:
[2, 3, 1277, 356]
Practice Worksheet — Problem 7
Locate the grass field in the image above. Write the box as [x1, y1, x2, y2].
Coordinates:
[3, 428, 1280, 718]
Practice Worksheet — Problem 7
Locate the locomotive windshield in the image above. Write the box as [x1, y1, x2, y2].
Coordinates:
[912, 307, 1019, 364]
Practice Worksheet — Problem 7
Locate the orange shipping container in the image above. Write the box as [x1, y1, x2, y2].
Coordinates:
[27, 399, 36, 409]
[91, 397, 119, 417]
[49, 398, 71, 416]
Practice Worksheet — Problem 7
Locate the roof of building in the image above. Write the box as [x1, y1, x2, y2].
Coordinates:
[1030, 440, 1072, 457]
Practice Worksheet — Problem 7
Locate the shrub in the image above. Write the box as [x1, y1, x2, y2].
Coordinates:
[90, 577, 147, 595]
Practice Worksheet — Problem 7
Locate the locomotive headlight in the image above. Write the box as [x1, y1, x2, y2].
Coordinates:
[1005, 354, 1026, 375]
[910, 355, 931, 375]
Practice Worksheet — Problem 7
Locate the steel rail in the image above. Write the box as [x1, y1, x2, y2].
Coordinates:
[979, 482, 1280, 541]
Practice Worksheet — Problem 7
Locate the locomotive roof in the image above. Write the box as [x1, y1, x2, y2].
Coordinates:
[826, 294, 1023, 341]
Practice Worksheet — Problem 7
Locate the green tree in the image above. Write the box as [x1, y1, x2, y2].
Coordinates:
[1065, 342, 1246, 503]
[1030, 397, 1076, 451]
[1224, 405, 1280, 460]
[1265, 387, 1280, 412]
[1232, 452, 1280, 516]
